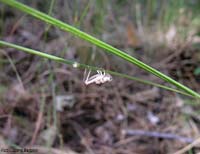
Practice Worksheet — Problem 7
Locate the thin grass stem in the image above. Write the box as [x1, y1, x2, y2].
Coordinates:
[0, 40, 196, 98]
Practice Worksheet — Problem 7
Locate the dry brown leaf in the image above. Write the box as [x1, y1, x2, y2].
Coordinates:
[126, 22, 141, 47]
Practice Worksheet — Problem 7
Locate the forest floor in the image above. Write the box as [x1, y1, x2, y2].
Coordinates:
[0, 1, 200, 154]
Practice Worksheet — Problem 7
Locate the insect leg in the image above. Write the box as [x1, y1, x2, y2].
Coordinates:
[86, 75, 101, 85]
[97, 70, 102, 75]
[85, 69, 91, 83]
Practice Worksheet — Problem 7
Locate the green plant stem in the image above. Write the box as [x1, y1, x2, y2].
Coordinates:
[0, 40, 195, 98]
[0, 0, 200, 98]
[0, 49, 23, 89]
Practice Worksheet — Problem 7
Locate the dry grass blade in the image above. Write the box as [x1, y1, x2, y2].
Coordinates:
[174, 137, 200, 154]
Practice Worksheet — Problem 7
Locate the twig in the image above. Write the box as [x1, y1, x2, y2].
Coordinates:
[32, 146, 80, 154]
[30, 91, 46, 145]
[30, 108, 44, 145]
[122, 129, 193, 143]
[71, 121, 95, 154]
[174, 137, 200, 154]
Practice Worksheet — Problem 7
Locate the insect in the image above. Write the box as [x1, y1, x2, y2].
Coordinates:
[84, 69, 112, 85]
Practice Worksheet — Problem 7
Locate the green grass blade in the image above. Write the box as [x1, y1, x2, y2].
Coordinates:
[0, 40, 195, 98]
[0, 0, 200, 98]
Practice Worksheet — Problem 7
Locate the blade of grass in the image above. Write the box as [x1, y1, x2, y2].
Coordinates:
[0, 49, 24, 89]
[0, 0, 200, 98]
[0, 40, 195, 98]
[44, 0, 57, 132]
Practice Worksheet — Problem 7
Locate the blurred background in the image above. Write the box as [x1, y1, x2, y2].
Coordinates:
[0, 0, 200, 153]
